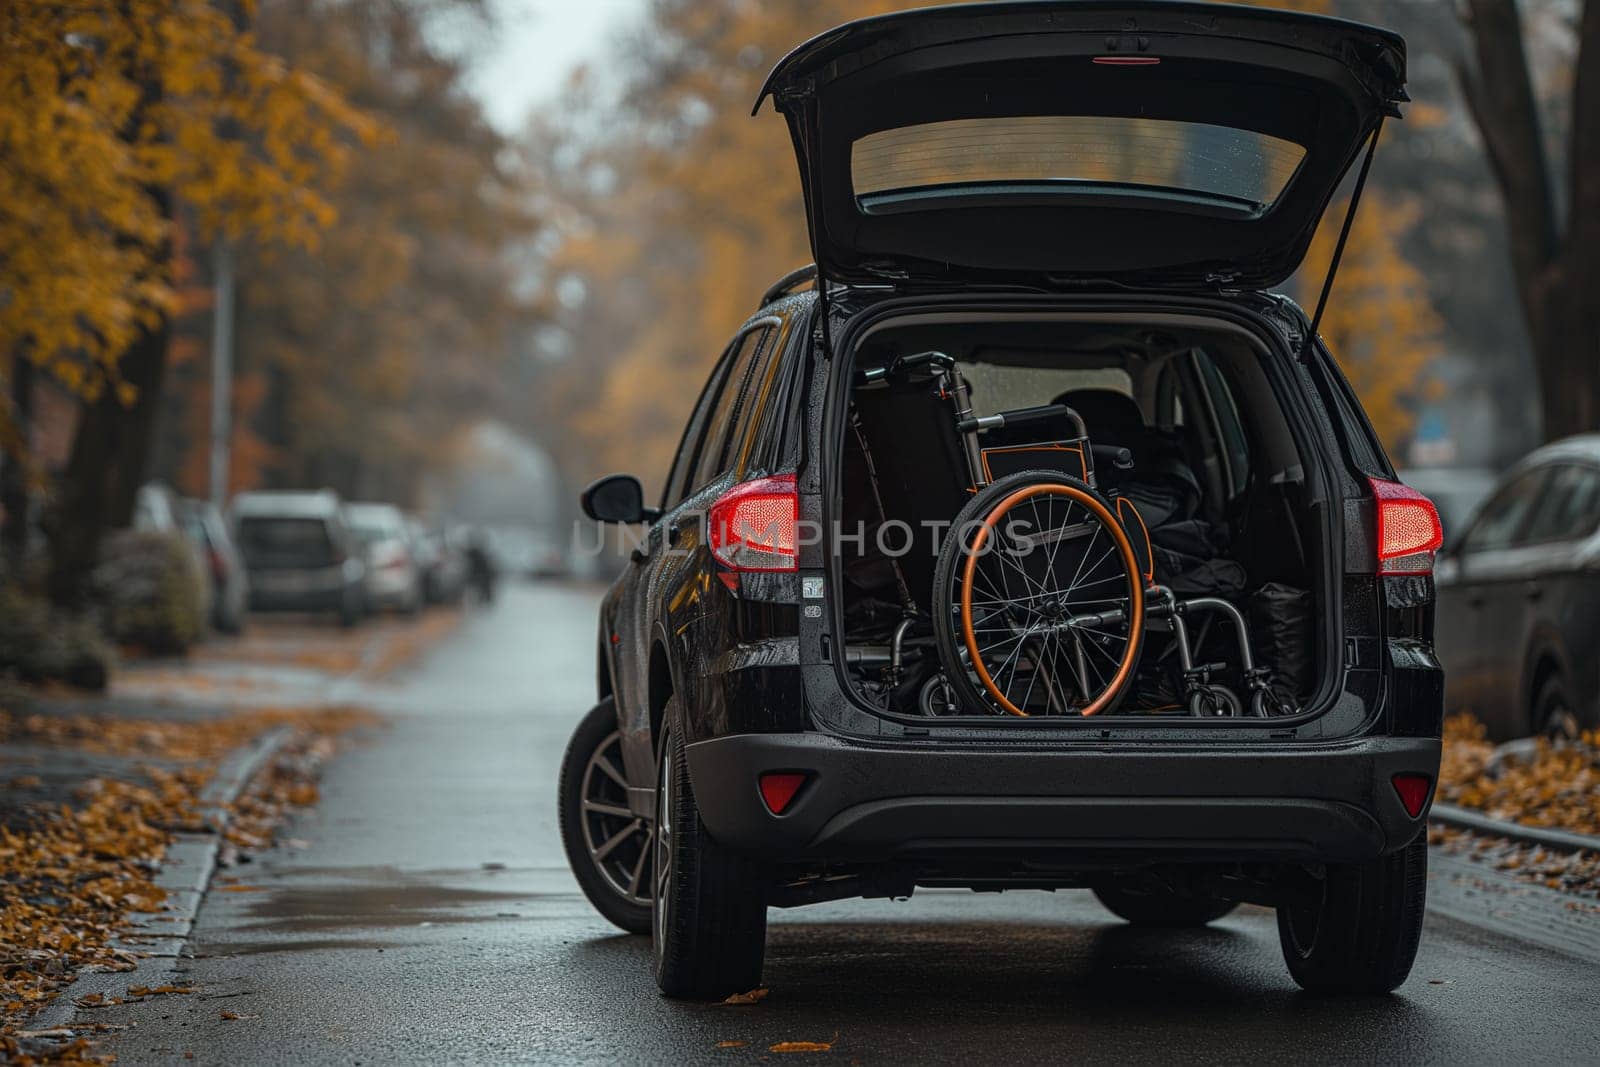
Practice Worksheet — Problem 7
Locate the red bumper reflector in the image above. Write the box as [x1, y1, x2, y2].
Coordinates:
[759, 772, 808, 815]
[1392, 774, 1432, 818]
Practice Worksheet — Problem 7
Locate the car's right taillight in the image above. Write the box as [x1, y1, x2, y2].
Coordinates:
[707, 475, 798, 572]
[1369, 478, 1443, 576]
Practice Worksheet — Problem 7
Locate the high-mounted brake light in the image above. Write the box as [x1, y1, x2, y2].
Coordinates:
[708, 475, 798, 573]
[1369, 478, 1442, 576]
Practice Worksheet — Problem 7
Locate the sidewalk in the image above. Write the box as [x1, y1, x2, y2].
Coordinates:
[0, 609, 459, 1061]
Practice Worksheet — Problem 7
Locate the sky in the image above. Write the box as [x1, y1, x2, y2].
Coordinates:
[463, 0, 644, 133]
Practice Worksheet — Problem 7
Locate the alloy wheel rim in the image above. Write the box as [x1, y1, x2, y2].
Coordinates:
[579, 730, 652, 907]
[654, 741, 673, 940]
[1543, 705, 1581, 743]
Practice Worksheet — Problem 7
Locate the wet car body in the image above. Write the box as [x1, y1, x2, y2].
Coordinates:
[1434, 436, 1600, 739]
[231, 490, 366, 625]
[568, 1, 1444, 998]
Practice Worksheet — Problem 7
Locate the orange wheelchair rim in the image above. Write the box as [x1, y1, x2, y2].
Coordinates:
[958, 482, 1145, 717]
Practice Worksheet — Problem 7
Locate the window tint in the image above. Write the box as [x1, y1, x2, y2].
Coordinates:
[662, 353, 737, 508]
[734, 320, 792, 474]
[1460, 468, 1550, 553]
[237, 517, 337, 568]
[1192, 351, 1250, 496]
[1316, 345, 1390, 478]
[1520, 465, 1600, 544]
[689, 327, 771, 491]
[852, 117, 1306, 210]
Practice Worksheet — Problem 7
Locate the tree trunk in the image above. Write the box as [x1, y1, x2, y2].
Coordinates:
[1560, 0, 1600, 440]
[47, 194, 175, 605]
[2, 352, 34, 578]
[1460, 0, 1600, 442]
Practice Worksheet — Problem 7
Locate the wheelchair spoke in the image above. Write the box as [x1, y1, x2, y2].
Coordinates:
[953, 480, 1144, 718]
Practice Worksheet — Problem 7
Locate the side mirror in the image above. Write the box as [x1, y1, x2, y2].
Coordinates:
[581, 474, 656, 524]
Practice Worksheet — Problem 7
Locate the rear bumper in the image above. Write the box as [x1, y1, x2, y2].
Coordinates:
[686, 732, 1440, 866]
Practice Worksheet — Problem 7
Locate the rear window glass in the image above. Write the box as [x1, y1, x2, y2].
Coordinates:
[958, 363, 1132, 415]
[237, 517, 336, 566]
[347, 509, 404, 543]
[852, 116, 1306, 210]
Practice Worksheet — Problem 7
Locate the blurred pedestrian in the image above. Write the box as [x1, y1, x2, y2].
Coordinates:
[465, 531, 497, 605]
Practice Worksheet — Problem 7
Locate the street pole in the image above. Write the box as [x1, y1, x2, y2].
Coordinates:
[209, 239, 235, 509]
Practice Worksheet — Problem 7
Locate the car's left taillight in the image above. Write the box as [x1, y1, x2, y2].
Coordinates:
[708, 475, 798, 572]
[1369, 478, 1443, 576]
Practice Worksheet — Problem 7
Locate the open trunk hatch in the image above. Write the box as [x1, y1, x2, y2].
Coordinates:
[756, 1, 1406, 290]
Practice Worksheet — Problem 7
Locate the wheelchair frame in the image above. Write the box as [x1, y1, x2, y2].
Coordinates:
[859, 350, 1288, 718]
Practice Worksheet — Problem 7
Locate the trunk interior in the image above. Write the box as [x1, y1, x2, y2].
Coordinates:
[834, 313, 1331, 723]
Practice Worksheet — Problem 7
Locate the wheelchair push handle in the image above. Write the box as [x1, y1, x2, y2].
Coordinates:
[958, 404, 1128, 466]
[857, 349, 955, 385]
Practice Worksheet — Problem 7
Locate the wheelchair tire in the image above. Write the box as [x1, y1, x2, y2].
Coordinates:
[933, 470, 1145, 717]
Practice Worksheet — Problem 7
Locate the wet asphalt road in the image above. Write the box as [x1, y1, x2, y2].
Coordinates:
[87, 583, 1598, 1065]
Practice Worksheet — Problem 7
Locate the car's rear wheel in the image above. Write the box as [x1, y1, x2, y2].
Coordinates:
[1093, 884, 1238, 926]
[1276, 835, 1427, 994]
[652, 702, 766, 999]
[558, 698, 652, 934]
[1533, 672, 1581, 741]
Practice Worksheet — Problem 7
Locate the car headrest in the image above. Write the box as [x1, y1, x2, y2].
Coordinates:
[1052, 389, 1148, 441]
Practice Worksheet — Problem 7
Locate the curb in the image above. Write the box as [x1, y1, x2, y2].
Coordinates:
[1431, 800, 1600, 855]
[31, 726, 298, 1029]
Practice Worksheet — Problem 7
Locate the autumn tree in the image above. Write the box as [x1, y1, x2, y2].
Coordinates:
[524, 0, 906, 492]
[527, 0, 1446, 483]
[207, 0, 536, 505]
[1458, 0, 1599, 441]
[0, 0, 374, 600]
[1296, 193, 1442, 449]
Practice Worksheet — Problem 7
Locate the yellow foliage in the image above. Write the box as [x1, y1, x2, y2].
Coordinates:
[537, 0, 1439, 484]
[1297, 192, 1443, 451]
[1237, 0, 1440, 454]
[0, 1, 375, 421]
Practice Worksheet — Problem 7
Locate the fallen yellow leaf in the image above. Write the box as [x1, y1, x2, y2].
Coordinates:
[721, 987, 769, 1006]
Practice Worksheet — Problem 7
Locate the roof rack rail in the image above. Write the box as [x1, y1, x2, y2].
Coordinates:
[759, 263, 817, 308]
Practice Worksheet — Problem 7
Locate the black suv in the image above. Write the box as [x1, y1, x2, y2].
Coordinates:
[559, 1, 1443, 999]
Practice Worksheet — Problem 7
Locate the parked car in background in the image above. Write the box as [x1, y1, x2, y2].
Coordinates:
[1399, 466, 1499, 544]
[345, 502, 422, 614]
[408, 516, 467, 605]
[133, 482, 214, 627]
[1435, 436, 1600, 740]
[178, 498, 248, 633]
[231, 490, 365, 626]
[525, 533, 570, 580]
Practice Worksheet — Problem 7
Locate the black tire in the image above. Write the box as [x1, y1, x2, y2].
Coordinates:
[1276, 835, 1427, 994]
[652, 703, 767, 999]
[1533, 672, 1581, 741]
[558, 698, 652, 934]
[1187, 684, 1245, 718]
[932, 470, 1144, 717]
[1093, 884, 1238, 927]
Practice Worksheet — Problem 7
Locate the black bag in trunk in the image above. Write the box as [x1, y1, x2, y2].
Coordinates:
[1250, 582, 1314, 702]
